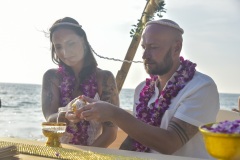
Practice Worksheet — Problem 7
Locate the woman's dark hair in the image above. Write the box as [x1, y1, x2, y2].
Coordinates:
[49, 17, 97, 82]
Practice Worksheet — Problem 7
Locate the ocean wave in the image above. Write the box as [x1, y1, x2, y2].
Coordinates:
[0, 91, 7, 94]
[0, 105, 19, 108]
[18, 101, 38, 105]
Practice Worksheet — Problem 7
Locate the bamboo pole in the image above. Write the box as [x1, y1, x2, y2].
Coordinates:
[116, 0, 163, 92]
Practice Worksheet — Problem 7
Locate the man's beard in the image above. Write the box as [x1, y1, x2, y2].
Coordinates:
[144, 49, 173, 76]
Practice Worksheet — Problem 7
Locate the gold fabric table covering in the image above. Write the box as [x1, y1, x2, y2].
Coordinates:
[0, 137, 206, 160]
[0, 139, 143, 160]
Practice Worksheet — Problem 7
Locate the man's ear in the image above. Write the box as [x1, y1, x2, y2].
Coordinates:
[174, 41, 182, 55]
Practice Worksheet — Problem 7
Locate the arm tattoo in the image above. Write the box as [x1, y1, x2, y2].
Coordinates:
[101, 71, 119, 105]
[42, 70, 60, 119]
[168, 121, 189, 145]
[42, 71, 55, 108]
[100, 71, 119, 128]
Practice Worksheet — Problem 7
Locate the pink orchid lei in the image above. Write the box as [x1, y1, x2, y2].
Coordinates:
[58, 65, 97, 145]
[133, 56, 196, 152]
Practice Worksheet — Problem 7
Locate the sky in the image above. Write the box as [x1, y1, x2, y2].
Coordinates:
[0, 0, 239, 94]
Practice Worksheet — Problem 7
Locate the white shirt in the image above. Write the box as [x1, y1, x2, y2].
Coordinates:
[133, 71, 220, 159]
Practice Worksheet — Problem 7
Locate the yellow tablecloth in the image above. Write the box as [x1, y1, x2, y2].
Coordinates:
[0, 137, 206, 160]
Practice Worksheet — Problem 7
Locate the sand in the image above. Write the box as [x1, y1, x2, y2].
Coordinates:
[108, 110, 133, 149]
[108, 129, 127, 149]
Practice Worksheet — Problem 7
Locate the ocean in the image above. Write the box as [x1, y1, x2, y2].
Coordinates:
[0, 83, 239, 141]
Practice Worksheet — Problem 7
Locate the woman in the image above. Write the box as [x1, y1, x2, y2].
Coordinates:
[41, 17, 119, 147]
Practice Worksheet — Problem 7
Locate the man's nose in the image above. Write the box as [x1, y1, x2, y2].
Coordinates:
[142, 48, 150, 59]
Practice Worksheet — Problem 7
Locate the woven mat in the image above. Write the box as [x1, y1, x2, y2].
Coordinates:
[0, 141, 145, 160]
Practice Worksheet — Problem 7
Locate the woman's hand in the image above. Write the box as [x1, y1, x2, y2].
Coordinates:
[47, 112, 67, 123]
[65, 96, 84, 123]
[65, 111, 81, 123]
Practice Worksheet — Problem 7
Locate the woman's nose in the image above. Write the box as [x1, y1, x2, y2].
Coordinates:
[62, 49, 66, 57]
[62, 48, 71, 58]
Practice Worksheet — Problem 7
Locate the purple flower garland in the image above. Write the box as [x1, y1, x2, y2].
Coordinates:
[202, 120, 240, 134]
[58, 65, 97, 145]
[133, 56, 196, 152]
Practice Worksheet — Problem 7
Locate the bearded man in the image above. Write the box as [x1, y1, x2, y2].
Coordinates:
[69, 19, 219, 159]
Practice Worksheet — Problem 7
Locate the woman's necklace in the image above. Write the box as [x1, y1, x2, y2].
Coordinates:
[133, 56, 196, 152]
[58, 65, 97, 145]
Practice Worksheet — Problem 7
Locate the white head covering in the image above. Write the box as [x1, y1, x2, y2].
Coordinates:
[146, 19, 184, 34]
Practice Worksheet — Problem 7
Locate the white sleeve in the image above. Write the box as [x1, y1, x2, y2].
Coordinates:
[174, 78, 220, 127]
[133, 81, 146, 117]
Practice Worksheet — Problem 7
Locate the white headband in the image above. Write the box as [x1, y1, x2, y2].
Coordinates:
[50, 22, 82, 31]
[146, 19, 184, 34]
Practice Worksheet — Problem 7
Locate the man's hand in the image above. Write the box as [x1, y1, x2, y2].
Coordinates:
[76, 95, 116, 123]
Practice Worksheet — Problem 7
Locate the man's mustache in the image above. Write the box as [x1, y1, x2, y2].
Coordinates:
[144, 59, 155, 65]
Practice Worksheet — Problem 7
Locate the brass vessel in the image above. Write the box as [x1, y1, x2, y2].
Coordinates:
[42, 122, 66, 147]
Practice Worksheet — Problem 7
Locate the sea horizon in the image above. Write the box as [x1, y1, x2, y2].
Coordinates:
[0, 82, 240, 95]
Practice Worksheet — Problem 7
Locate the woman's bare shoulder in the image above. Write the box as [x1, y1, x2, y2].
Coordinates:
[96, 68, 115, 79]
[43, 68, 60, 83]
[43, 68, 57, 76]
[44, 68, 58, 76]
[96, 68, 119, 105]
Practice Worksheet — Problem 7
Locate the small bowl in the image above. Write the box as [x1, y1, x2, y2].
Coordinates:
[42, 122, 67, 147]
[199, 123, 240, 160]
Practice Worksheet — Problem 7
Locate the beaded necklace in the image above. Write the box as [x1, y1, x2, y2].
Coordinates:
[133, 57, 196, 152]
[58, 65, 97, 145]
